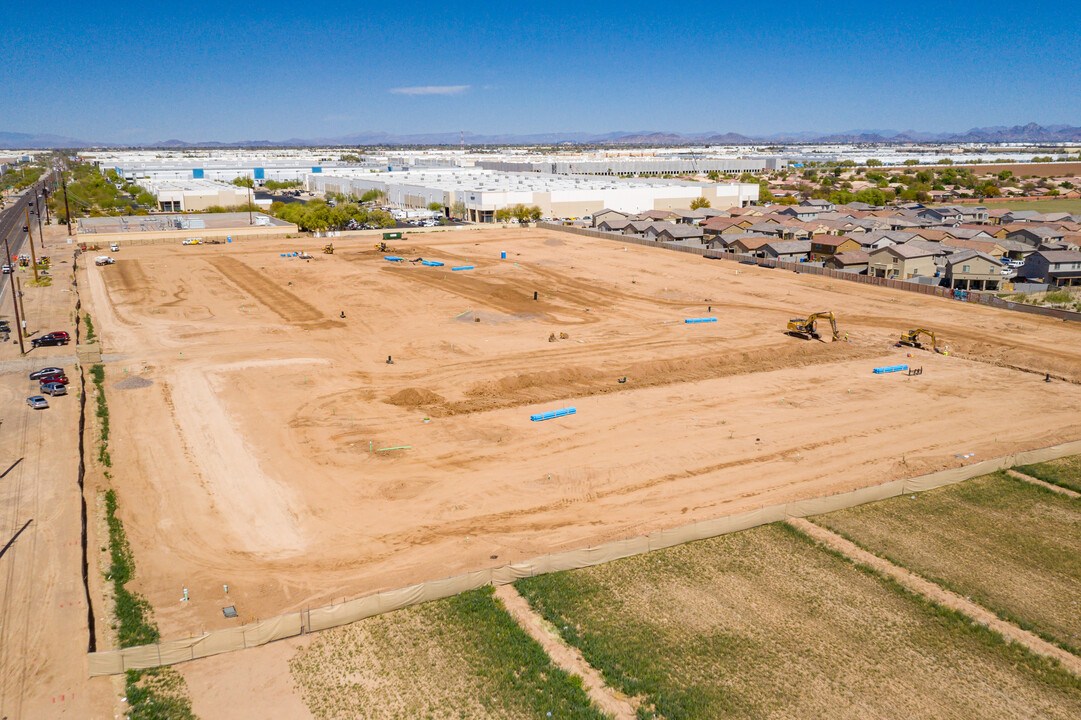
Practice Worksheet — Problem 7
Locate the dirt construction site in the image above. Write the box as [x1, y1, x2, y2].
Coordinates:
[79, 226, 1081, 641]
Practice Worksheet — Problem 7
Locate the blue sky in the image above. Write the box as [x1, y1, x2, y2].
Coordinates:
[2, 1, 1078, 142]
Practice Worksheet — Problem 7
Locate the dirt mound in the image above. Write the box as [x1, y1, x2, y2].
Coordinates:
[114, 376, 154, 390]
[386, 388, 446, 408]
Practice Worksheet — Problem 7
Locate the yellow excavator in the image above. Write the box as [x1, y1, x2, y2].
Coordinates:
[375, 241, 388, 252]
[323, 243, 334, 255]
[899, 328, 940, 351]
[787, 311, 839, 341]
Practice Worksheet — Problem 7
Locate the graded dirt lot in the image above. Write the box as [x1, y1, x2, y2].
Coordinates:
[515, 523, 1081, 719]
[80, 227, 1081, 640]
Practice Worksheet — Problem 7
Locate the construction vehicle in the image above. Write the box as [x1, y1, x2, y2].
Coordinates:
[899, 328, 940, 351]
[787, 311, 839, 341]
[18, 254, 30, 267]
[323, 243, 334, 255]
[374, 241, 388, 252]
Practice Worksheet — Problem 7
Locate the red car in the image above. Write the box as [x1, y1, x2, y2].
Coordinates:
[39, 374, 69, 386]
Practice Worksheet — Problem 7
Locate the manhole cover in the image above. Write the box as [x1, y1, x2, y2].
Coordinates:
[222, 606, 237, 618]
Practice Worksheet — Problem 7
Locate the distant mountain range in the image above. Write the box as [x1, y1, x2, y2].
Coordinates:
[3, 123, 1081, 149]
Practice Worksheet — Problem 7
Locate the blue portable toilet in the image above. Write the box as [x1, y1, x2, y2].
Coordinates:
[501, 251, 507, 259]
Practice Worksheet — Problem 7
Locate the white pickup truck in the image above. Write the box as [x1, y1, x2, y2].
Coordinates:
[94, 256, 115, 266]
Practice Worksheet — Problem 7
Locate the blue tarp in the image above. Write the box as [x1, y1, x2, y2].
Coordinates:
[873, 365, 909, 374]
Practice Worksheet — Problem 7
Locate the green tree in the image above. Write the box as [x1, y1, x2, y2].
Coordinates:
[495, 208, 512, 223]
[451, 200, 467, 219]
[232, 176, 254, 188]
[707, 171, 720, 181]
[903, 159, 920, 166]
[865, 159, 883, 167]
[998, 170, 1013, 181]
[690, 197, 711, 209]
[427, 201, 444, 212]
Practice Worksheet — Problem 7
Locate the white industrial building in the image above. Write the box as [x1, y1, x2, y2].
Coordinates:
[140, 178, 265, 212]
[477, 157, 787, 175]
[308, 169, 759, 222]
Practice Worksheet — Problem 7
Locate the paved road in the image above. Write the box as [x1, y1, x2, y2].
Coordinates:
[0, 175, 53, 312]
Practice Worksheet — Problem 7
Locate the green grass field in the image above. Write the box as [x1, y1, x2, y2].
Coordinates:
[1016, 455, 1081, 494]
[814, 472, 1081, 654]
[981, 198, 1081, 213]
[290, 586, 606, 720]
[516, 523, 1081, 719]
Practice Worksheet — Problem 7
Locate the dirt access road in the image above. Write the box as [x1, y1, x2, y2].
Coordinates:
[0, 228, 115, 718]
[80, 227, 1081, 640]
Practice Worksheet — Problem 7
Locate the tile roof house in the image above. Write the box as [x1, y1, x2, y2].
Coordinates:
[868, 243, 941, 280]
[825, 250, 871, 273]
[597, 217, 633, 232]
[1007, 226, 1065, 246]
[809, 235, 862, 261]
[1019, 250, 1081, 286]
[760, 240, 812, 262]
[592, 208, 630, 227]
[654, 223, 705, 244]
[943, 250, 1002, 291]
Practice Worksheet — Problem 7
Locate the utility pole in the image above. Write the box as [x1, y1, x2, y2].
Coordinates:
[34, 194, 44, 239]
[24, 206, 39, 282]
[42, 186, 51, 224]
[14, 275, 27, 338]
[248, 182, 254, 225]
[60, 166, 72, 236]
[5, 236, 25, 354]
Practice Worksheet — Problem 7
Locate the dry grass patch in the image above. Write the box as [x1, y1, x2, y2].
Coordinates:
[1016, 455, 1081, 494]
[815, 471, 1081, 654]
[516, 523, 1081, 720]
[289, 586, 606, 720]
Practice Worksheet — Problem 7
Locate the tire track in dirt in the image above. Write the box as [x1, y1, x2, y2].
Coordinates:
[206, 256, 336, 327]
[790, 518, 1081, 676]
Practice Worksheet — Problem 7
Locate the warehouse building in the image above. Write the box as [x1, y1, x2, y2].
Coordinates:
[476, 157, 787, 176]
[141, 179, 262, 212]
[307, 169, 759, 222]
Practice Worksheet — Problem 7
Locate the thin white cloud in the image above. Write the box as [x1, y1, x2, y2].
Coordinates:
[390, 85, 469, 96]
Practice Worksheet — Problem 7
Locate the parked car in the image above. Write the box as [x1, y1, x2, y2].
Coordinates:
[94, 255, 115, 266]
[40, 382, 67, 396]
[110, 243, 120, 252]
[29, 366, 65, 380]
[39, 374, 69, 385]
[1, 263, 10, 274]
[26, 395, 49, 409]
[31, 332, 70, 348]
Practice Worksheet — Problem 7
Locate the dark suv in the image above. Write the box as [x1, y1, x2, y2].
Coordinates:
[31, 332, 70, 348]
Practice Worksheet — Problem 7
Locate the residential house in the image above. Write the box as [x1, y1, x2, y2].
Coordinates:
[592, 209, 629, 228]
[654, 224, 705, 244]
[622, 220, 657, 238]
[867, 244, 941, 280]
[706, 233, 763, 252]
[667, 209, 708, 225]
[1000, 210, 1043, 224]
[643, 221, 680, 241]
[760, 240, 812, 263]
[855, 230, 915, 251]
[777, 206, 820, 222]
[942, 250, 1002, 291]
[1007, 227, 1065, 246]
[940, 237, 1007, 259]
[919, 207, 964, 225]
[597, 217, 632, 233]
[800, 198, 835, 212]
[728, 236, 773, 255]
[1018, 250, 1081, 286]
[809, 235, 861, 261]
[636, 209, 678, 222]
[700, 216, 752, 238]
[825, 250, 870, 274]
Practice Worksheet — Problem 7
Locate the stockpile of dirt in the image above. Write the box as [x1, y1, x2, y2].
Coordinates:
[115, 376, 154, 390]
[386, 388, 446, 408]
